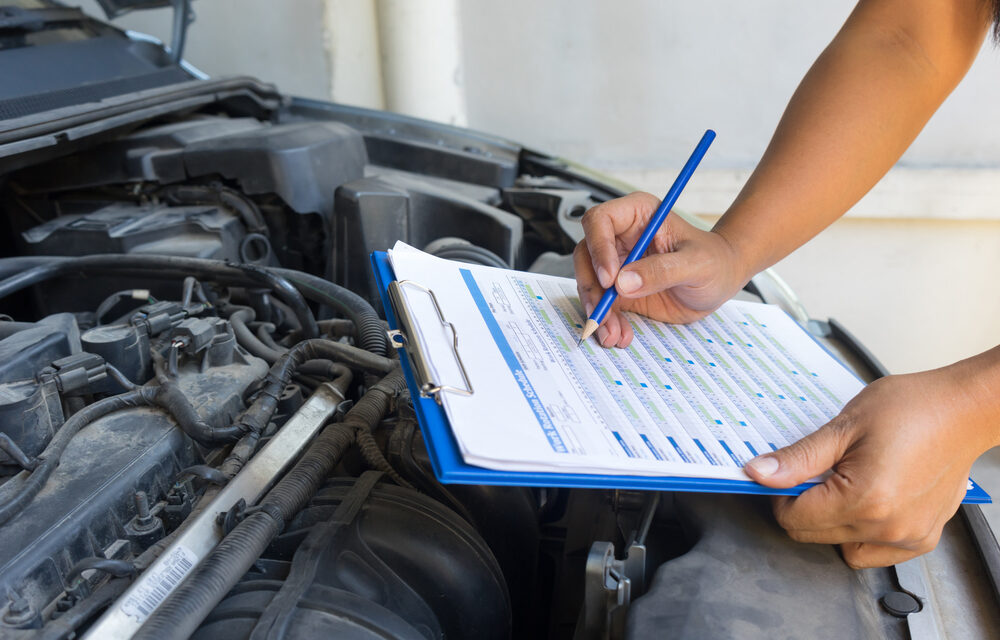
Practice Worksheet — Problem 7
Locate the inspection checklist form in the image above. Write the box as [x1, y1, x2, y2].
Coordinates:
[388, 242, 865, 482]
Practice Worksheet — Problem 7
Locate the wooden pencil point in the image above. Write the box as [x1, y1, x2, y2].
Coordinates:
[578, 319, 599, 346]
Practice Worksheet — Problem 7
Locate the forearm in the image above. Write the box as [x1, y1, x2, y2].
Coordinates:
[713, 0, 990, 279]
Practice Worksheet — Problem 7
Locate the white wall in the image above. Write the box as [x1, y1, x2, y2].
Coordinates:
[81, 0, 999, 374]
[455, 1, 1000, 375]
[458, 1, 1000, 170]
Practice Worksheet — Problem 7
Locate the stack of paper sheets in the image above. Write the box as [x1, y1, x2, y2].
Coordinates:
[387, 242, 866, 482]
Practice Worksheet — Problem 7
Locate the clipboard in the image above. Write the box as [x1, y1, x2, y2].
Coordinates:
[370, 250, 991, 503]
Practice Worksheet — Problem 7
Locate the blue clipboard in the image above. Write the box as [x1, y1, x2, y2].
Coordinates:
[370, 250, 990, 503]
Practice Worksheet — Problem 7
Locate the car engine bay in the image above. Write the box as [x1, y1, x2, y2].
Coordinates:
[0, 79, 998, 640]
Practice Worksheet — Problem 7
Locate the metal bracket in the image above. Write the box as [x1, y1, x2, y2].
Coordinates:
[386, 279, 474, 403]
[577, 539, 648, 640]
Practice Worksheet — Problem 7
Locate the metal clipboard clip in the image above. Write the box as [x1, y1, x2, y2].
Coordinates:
[386, 280, 474, 404]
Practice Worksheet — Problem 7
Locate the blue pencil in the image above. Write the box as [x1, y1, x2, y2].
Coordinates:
[578, 129, 716, 345]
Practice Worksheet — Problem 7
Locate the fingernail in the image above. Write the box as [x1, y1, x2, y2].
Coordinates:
[747, 456, 779, 478]
[596, 326, 609, 345]
[585, 302, 594, 317]
[617, 270, 642, 294]
[597, 267, 612, 288]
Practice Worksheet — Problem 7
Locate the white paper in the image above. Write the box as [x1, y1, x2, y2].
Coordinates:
[388, 241, 865, 482]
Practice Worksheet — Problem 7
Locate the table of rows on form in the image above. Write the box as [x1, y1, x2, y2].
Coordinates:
[461, 267, 856, 473]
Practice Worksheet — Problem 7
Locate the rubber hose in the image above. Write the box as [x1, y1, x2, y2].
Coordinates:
[234, 263, 319, 338]
[318, 318, 356, 338]
[270, 267, 387, 355]
[300, 361, 352, 383]
[0, 387, 157, 525]
[222, 362, 352, 480]
[302, 340, 396, 375]
[233, 312, 396, 374]
[35, 576, 131, 640]
[229, 339, 352, 435]
[0, 433, 37, 470]
[255, 323, 282, 350]
[0, 255, 319, 340]
[65, 558, 136, 584]
[234, 319, 366, 380]
[153, 383, 244, 444]
[229, 308, 285, 363]
[181, 276, 196, 307]
[134, 370, 406, 640]
[0, 256, 60, 280]
[160, 184, 268, 234]
[355, 428, 413, 489]
[0, 256, 377, 353]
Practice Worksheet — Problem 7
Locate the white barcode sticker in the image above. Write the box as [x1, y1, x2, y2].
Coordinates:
[120, 545, 198, 623]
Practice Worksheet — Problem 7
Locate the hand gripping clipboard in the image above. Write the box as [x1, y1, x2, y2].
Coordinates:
[370, 250, 992, 502]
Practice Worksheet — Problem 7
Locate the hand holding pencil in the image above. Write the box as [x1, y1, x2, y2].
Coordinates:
[573, 131, 748, 348]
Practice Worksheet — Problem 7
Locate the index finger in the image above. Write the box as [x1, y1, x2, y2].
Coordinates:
[573, 240, 602, 313]
[581, 192, 661, 289]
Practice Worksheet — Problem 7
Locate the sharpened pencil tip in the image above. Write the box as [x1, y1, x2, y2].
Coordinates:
[578, 319, 599, 347]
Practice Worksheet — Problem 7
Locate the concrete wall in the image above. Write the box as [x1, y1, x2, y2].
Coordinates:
[81, 0, 998, 375]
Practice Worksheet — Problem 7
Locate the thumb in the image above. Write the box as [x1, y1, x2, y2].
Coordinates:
[744, 422, 849, 488]
[615, 250, 698, 299]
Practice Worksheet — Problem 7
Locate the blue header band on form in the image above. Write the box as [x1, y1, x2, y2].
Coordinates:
[640, 434, 663, 461]
[613, 431, 634, 457]
[460, 269, 567, 453]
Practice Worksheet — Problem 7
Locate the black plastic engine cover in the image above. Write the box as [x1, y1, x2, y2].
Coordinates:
[0, 313, 80, 384]
[0, 313, 80, 464]
[16, 200, 249, 316]
[9, 118, 368, 221]
[183, 121, 367, 218]
[285, 99, 520, 189]
[333, 172, 523, 309]
[20, 202, 245, 259]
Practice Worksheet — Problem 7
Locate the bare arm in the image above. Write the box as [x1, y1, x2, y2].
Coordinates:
[715, 0, 992, 276]
[575, 0, 992, 349]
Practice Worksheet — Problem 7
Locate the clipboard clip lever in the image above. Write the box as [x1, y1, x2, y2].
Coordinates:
[387, 280, 474, 404]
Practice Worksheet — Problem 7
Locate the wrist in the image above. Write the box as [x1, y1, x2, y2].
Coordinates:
[710, 215, 766, 287]
[937, 345, 1000, 455]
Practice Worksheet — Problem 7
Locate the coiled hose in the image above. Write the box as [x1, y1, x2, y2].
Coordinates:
[133, 369, 407, 640]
